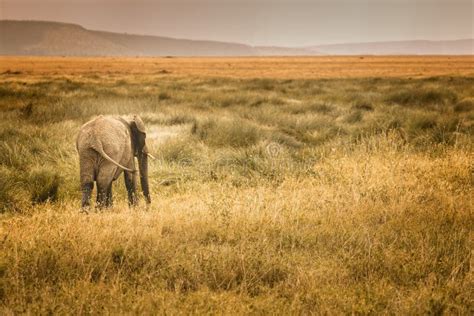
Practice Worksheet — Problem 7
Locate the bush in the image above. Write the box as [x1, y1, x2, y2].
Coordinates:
[29, 168, 62, 203]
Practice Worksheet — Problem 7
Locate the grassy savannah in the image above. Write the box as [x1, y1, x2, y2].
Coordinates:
[0, 57, 473, 314]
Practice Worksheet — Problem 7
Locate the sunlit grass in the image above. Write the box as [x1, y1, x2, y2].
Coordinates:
[0, 60, 473, 313]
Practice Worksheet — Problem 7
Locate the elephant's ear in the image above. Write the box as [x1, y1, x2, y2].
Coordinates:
[133, 115, 146, 133]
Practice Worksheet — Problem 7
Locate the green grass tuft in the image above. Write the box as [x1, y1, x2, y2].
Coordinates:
[386, 87, 458, 107]
[28, 168, 62, 203]
[192, 118, 261, 147]
[454, 98, 473, 112]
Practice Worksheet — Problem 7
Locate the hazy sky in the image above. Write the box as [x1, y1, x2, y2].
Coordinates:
[1, 0, 472, 46]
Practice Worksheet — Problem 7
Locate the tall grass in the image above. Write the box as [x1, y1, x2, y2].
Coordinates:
[0, 71, 472, 314]
[191, 117, 261, 147]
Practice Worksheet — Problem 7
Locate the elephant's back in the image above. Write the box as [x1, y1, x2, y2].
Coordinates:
[77, 116, 131, 157]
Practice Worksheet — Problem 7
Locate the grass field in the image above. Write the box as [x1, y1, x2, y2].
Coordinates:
[0, 57, 473, 314]
[2, 56, 474, 79]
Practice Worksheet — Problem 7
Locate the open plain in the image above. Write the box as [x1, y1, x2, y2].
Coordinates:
[0, 56, 473, 314]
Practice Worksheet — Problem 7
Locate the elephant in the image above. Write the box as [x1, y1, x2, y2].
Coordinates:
[76, 115, 152, 210]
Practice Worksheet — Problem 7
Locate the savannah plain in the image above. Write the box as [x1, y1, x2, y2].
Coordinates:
[0, 56, 473, 314]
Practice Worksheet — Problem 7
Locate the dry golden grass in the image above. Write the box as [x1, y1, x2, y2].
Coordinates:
[0, 57, 473, 314]
[1, 56, 473, 79]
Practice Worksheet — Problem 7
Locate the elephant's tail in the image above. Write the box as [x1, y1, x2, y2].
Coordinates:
[93, 140, 136, 173]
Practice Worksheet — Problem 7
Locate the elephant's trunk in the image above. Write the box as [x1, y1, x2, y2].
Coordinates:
[138, 147, 151, 204]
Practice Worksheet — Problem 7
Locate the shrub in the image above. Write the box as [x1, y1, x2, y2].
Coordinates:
[28, 168, 62, 203]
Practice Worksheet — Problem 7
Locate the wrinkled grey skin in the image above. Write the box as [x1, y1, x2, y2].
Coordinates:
[76, 115, 151, 210]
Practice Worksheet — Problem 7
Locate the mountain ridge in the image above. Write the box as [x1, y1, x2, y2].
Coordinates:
[1, 20, 472, 56]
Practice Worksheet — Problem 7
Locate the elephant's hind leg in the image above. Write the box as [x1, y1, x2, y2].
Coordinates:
[81, 182, 94, 210]
[96, 183, 109, 209]
[79, 153, 95, 211]
[96, 165, 115, 209]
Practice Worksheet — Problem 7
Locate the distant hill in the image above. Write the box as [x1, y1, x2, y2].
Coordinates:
[1, 20, 472, 56]
[0, 20, 312, 56]
[307, 39, 474, 55]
